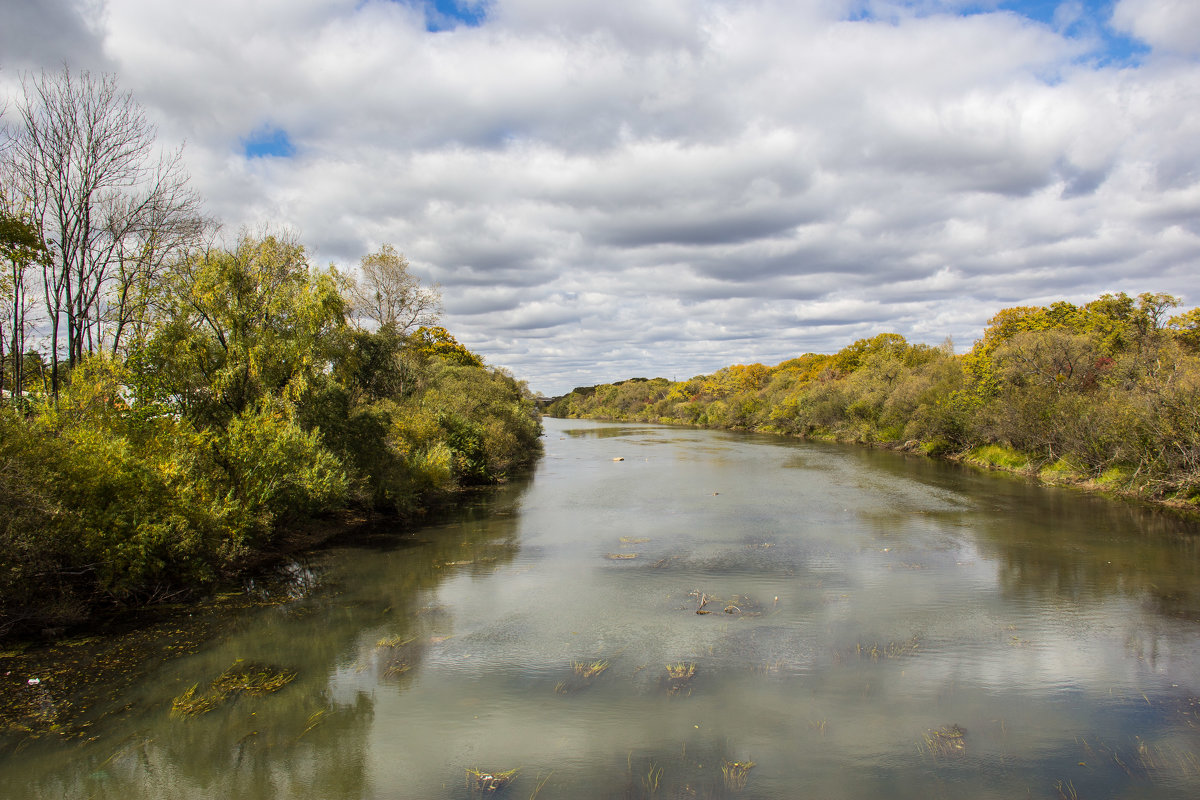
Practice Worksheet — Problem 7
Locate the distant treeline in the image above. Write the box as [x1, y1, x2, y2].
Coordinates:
[547, 292, 1200, 508]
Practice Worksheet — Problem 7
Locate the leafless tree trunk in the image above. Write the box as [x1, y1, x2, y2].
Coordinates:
[10, 67, 203, 395]
[0, 170, 48, 398]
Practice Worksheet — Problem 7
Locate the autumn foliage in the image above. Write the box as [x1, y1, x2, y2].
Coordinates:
[548, 292, 1200, 507]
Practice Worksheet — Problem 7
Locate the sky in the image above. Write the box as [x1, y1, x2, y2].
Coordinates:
[2, 0, 1199, 395]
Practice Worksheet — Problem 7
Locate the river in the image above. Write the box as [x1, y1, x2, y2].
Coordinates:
[3, 417, 1200, 799]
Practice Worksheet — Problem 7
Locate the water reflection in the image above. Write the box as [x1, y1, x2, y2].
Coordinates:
[4, 419, 1200, 799]
[0, 482, 532, 799]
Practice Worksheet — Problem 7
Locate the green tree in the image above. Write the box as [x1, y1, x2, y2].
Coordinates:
[143, 234, 347, 424]
[406, 325, 484, 368]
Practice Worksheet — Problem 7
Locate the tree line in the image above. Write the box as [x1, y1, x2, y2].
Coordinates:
[0, 68, 542, 637]
[548, 292, 1200, 508]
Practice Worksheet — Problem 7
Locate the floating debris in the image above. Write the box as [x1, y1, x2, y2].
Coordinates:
[612, 457, 625, 462]
[619, 537, 651, 544]
[923, 724, 967, 757]
[723, 595, 768, 616]
[605, 553, 638, 560]
[466, 767, 519, 793]
[721, 759, 756, 790]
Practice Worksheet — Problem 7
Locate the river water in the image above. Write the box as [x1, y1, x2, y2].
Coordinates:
[4, 418, 1200, 799]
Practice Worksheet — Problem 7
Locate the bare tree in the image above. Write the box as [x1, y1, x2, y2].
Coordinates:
[350, 243, 442, 333]
[10, 67, 203, 395]
[103, 157, 208, 355]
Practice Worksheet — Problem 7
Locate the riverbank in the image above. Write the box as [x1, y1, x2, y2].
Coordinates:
[0, 471, 537, 743]
[545, 294, 1200, 519]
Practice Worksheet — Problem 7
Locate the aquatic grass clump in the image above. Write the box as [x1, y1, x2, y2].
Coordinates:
[1134, 735, 1200, 778]
[383, 661, 412, 678]
[721, 759, 756, 790]
[170, 684, 223, 718]
[211, 661, 298, 695]
[665, 662, 697, 696]
[466, 767, 518, 793]
[619, 537, 650, 544]
[556, 658, 610, 694]
[170, 661, 297, 719]
[573, 659, 610, 680]
[605, 552, 638, 560]
[376, 634, 415, 649]
[640, 761, 663, 795]
[922, 724, 967, 757]
[837, 635, 920, 663]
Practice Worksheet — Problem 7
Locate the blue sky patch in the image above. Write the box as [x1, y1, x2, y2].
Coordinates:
[423, 0, 487, 32]
[996, 1, 1147, 65]
[850, 1, 1147, 67]
[243, 127, 296, 159]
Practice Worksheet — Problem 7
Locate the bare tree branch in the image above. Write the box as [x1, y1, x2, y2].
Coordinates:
[9, 67, 206, 395]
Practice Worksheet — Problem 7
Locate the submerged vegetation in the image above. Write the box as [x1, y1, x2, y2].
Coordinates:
[922, 724, 968, 758]
[720, 758, 756, 790]
[664, 662, 697, 696]
[547, 292, 1200, 510]
[170, 660, 297, 719]
[466, 767, 519, 793]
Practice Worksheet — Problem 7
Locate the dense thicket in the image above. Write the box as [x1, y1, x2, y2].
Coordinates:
[548, 292, 1200, 508]
[0, 233, 541, 636]
[0, 69, 541, 636]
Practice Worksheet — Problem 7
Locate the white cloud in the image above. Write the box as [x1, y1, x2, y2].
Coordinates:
[1111, 0, 1200, 56]
[3, 0, 1200, 393]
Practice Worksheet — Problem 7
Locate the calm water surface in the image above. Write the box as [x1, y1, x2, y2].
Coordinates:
[4, 418, 1200, 799]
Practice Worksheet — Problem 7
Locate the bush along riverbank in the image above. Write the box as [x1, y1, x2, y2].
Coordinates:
[0, 234, 542, 639]
[547, 292, 1200, 514]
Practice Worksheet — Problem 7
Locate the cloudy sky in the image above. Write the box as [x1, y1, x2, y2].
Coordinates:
[4, 0, 1199, 394]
